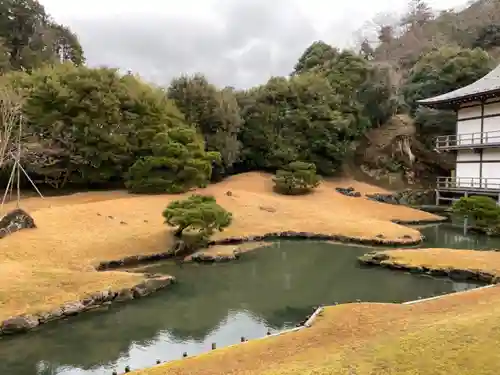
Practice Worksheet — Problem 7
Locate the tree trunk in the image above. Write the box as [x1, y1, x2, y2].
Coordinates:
[174, 225, 187, 237]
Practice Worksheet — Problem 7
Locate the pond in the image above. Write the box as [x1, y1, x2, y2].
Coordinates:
[1, 224, 496, 375]
[419, 223, 500, 250]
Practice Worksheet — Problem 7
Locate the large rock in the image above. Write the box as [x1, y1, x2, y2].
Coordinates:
[1, 315, 39, 334]
[335, 187, 361, 197]
[0, 209, 36, 239]
[61, 301, 85, 316]
[366, 189, 434, 206]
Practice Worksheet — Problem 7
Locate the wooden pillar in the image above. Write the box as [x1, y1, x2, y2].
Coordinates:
[435, 189, 440, 206]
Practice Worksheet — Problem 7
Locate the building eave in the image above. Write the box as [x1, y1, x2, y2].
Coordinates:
[417, 64, 500, 110]
[417, 89, 500, 110]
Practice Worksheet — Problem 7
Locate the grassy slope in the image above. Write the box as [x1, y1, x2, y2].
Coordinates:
[0, 172, 440, 321]
[135, 285, 500, 375]
[366, 248, 500, 277]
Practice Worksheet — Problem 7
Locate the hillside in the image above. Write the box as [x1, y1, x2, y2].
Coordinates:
[372, 0, 500, 69]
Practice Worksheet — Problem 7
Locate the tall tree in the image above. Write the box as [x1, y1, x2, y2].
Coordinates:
[168, 74, 242, 177]
[5, 63, 185, 188]
[401, 0, 434, 30]
[403, 46, 495, 114]
[238, 73, 354, 175]
[0, 0, 84, 71]
[403, 46, 495, 140]
[293, 41, 338, 75]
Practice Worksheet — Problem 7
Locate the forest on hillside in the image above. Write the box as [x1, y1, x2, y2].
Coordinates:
[0, 0, 499, 193]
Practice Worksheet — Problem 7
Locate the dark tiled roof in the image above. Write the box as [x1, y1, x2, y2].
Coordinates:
[417, 64, 500, 107]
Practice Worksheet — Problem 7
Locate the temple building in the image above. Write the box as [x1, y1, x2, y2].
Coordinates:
[418, 64, 500, 205]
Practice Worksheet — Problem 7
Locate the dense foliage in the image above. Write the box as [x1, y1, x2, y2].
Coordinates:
[403, 46, 495, 142]
[5, 63, 199, 189]
[452, 196, 500, 235]
[0, 0, 84, 72]
[1, 0, 499, 194]
[403, 46, 494, 114]
[168, 74, 242, 179]
[237, 72, 359, 176]
[273, 161, 320, 195]
[162, 194, 232, 237]
[126, 127, 220, 194]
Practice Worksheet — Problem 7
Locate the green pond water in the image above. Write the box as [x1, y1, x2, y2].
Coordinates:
[1, 224, 499, 375]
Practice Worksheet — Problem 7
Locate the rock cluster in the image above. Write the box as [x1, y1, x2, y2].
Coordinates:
[0, 209, 36, 239]
[209, 231, 422, 247]
[358, 252, 497, 284]
[366, 189, 434, 206]
[0, 275, 175, 336]
[335, 187, 361, 197]
[97, 252, 174, 270]
[191, 250, 241, 263]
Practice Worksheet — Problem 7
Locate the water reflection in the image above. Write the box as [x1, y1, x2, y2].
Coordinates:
[419, 224, 500, 250]
[0, 238, 484, 375]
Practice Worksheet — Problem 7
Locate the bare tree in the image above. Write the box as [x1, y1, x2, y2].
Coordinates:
[0, 83, 24, 169]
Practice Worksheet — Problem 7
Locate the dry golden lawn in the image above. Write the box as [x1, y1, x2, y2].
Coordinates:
[368, 248, 500, 277]
[134, 285, 500, 375]
[0, 172, 441, 321]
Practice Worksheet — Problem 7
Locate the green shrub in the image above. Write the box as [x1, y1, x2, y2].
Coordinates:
[273, 161, 320, 195]
[452, 195, 500, 232]
[125, 127, 221, 194]
[162, 194, 232, 238]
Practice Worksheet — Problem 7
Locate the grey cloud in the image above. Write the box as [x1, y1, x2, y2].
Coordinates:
[66, 0, 319, 88]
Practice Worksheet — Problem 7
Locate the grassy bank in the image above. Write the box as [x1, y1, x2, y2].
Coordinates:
[360, 248, 500, 279]
[133, 284, 500, 375]
[0, 172, 440, 322]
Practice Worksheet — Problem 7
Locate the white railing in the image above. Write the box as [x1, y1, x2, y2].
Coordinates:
[437, 176, 500, 190]
[435, 130, 500, 149]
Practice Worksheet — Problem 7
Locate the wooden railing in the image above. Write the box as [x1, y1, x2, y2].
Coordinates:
[435, 130, 500, 149]
[437, 177, 500, 190]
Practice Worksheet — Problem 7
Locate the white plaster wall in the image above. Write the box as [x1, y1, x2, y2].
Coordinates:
[456, 163, 480, 187]
[483, 102, 500, 116]
[483, 117, 500, 132]
[457, 104, 481, 119]
[483, 162, 500, 181]
[457, 118, 482, 145]
[483, 149, 500, 161]
[456, 150, 480, 161]
[483, 117, 500, 146]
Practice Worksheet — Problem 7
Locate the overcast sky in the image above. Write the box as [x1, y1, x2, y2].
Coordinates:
[40, 0, 471, 89]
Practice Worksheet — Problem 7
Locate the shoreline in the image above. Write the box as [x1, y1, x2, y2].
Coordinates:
[0, 274, 175, 337]
[0, 224, 436, 338]
[98, 227, 434, 270]
[130, 282, 500, 375]
[358, 251, 500, 284]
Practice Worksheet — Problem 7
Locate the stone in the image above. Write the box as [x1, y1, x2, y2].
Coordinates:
[0, 209, 36, 240]
[447, 269, 477, 281]
[35, 307, 64, 324]
[132, 283, 149, 298]
[428, 269, 447, 277]
[335, 187, 361, 197]
[115, 288, 134, 302]
[1, 315, 39, 334]
[259, 206, 276, 213]
[144, 276, 175, 292]
[61, 301, 85, 316]
[478, 272, 495, 283]
[371, 253, 390, 262]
